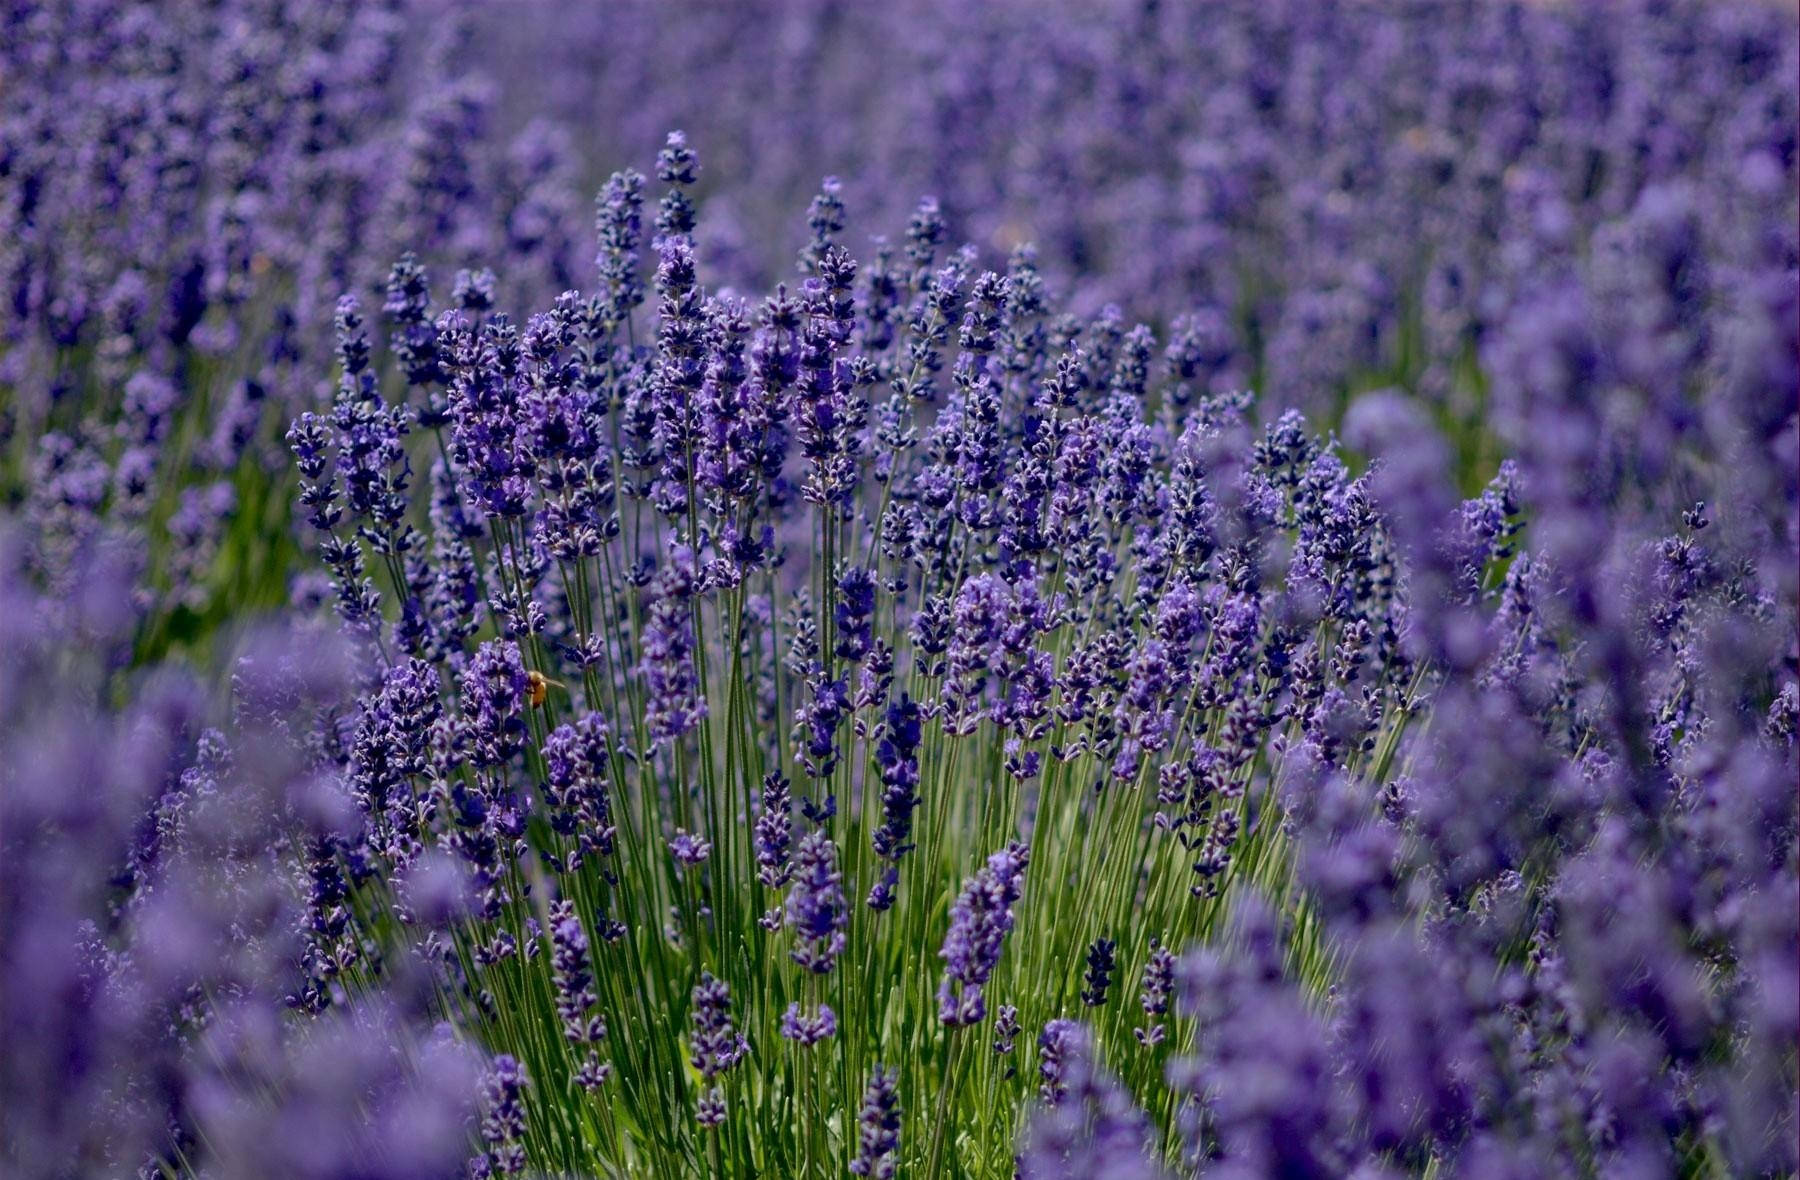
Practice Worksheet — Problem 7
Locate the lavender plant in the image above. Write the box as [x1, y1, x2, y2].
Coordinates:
[251, 127, 1792, 1176]
[256, 136, 1425, 1174]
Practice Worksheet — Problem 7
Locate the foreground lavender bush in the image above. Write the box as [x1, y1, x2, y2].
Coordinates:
[257, 129, 1797, 1176]
[277, 150, 1370, 1173]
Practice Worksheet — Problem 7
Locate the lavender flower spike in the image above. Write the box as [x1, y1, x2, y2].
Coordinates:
[938, 841, 1031, 1026]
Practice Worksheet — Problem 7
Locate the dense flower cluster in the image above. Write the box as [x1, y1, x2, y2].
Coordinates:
[476, 0, 1797, 417]
[1, 2, 1794, 1179]
[252, 122, 1790, 1174]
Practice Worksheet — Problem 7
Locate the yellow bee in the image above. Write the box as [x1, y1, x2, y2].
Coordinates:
[525, 670, 565, 708]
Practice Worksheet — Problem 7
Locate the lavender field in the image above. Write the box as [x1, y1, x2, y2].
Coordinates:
[2, 1, 1797, 1177]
